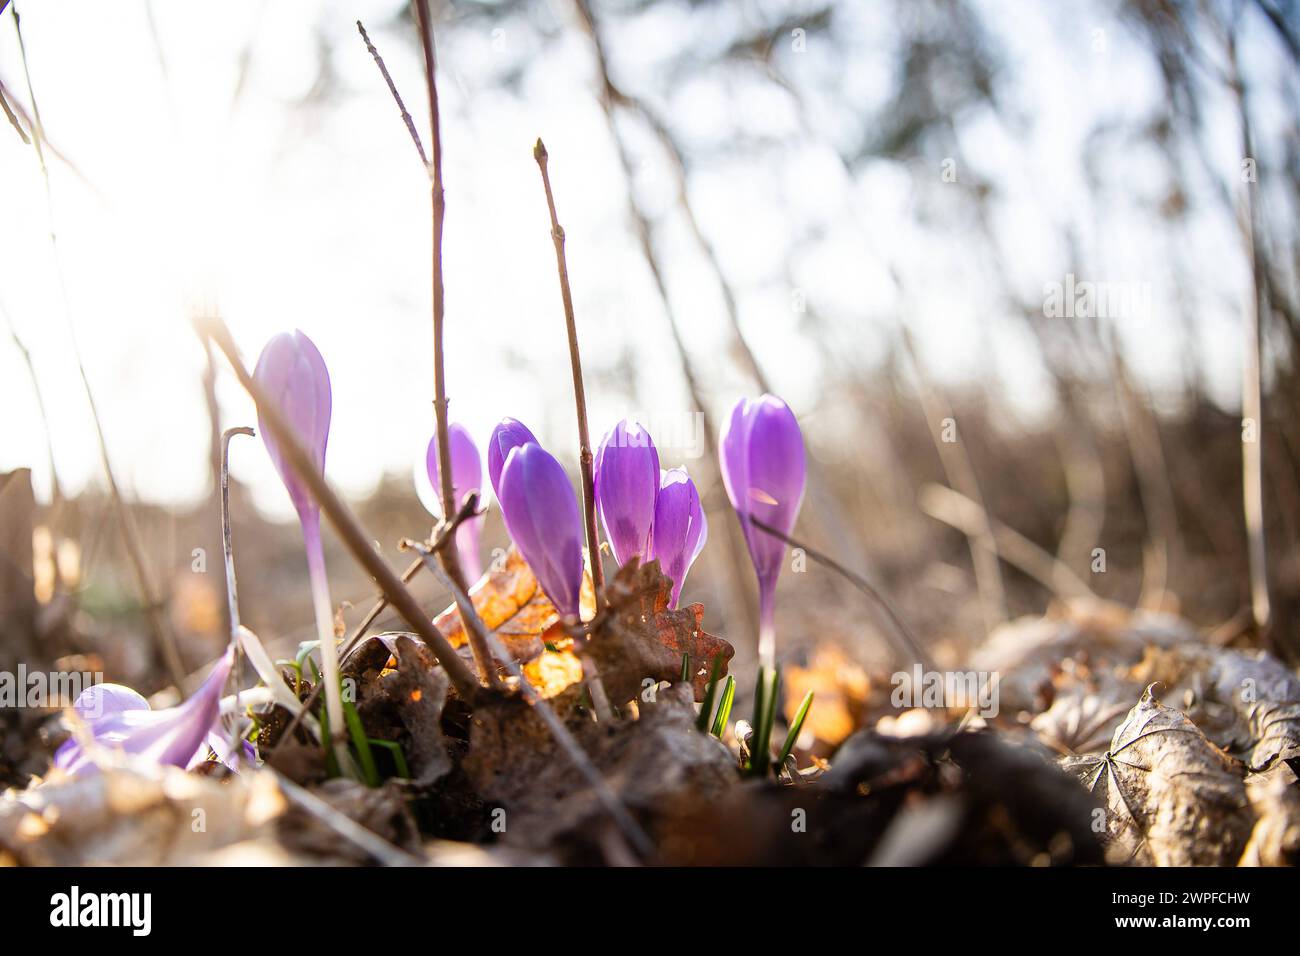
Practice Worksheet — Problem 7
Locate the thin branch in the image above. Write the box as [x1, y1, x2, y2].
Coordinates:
[409, 0, 497, 685]
[533, 138, 605, 597]
[0, 79, 28, 144]
[1, 306, 60, 506]
[356, 20, 428, 167]
[404, 540, 652, 860]
[748, 517, 937, 671]
[198, 314, 484, 703]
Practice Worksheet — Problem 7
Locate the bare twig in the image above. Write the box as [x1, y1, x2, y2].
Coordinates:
[409, 0, 497, 685]
[749, 517, 936, 671]
[356, 20, 428, 167]
[13, 4, 185, 689]
[405, 540, 652, 860]
[0, 79, 28, 144]
[533, 138, 606, 597]
[198, 315, 484, 703]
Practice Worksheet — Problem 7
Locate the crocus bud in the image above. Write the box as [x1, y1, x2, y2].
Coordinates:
[720, 394, 806, 665]
[497, 443, 584, 620]
[55, 647, 236, 777]
[594, 418, 660, 567]
[650, 467, 708, 608]
[425, 423, 485, 579]
[253, 330, 332, 522]
[487, 417, 539, 499]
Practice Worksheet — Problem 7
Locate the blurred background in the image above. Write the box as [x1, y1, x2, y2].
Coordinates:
[1, 0, 1297, 722]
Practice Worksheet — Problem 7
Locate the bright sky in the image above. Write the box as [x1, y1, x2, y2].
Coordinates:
[0, 0, 1288, 518]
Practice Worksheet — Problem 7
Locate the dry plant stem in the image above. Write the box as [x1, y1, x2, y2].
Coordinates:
[2, 310, 61, 508]
[406, 542, 652, 860]
[267, 495, 482, 757]
[0, 80, 27, 144]
[356, 20, 428, 167]
[533, 138, 605, 597]
[200, 316, 484, 704]
[13, 5, 186, 691]
[272, 772, 422, 867]
[410, 0, 497, 686]
[917, 483, 1096, 602]
[749, 517, 937, 672]
[1228, 31, 1271, 631]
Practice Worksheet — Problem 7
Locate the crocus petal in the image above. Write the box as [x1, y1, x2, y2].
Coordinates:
[650, 467, 708, 608]
[594, 419, 660, 567]
[254, 330, 332, 522]
[425, 423, 485, 579]
[720, 395, 806, 589]
[497, 443, 584, 619]
[56, 648, 236, 777]
[72, 683, 149, 722]
[487, 418, 539, 499]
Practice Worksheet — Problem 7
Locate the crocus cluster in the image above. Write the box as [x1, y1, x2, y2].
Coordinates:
[594, 418, 708, 608]
[55, 649, 240, 776]
[720, 395, 806, 667]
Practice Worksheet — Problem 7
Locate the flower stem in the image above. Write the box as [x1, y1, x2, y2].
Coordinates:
[757, 581, 776, 672]
[302, 511, 355, 777]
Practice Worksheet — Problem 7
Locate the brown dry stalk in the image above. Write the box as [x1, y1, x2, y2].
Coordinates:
[405, 0, 497, 685]
[200, 315, 484, 703]
[533, 138, 605, 597]
[356, 20, 428, 167]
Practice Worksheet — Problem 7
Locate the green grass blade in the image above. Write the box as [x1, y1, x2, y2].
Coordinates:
[680, 653, 691, 684]
[694, 655, 724, 732]
[751, 665, 781, 777]
[709, 675, 736, 737]
[342, 698, 379, 787]
[368, 739, 410, 780]
[777, 690, 814, 768]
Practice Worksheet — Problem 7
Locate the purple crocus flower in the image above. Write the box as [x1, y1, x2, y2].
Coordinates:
[497, 442, 584, 620]
[720, 394, 806, 667]
[253, 331, 331, 525]
[650, 467, 708, 609]
[594, 419, 660, 567]
[487, 417, 538, 499]
[425, 423, 485, 579]
[253, 331, 350, 774]
[55, 648, 235, 776]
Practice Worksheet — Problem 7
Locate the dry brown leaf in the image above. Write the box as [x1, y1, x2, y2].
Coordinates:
[1239, 764, 1300, 866]
[783, 646, 880, 747]
[433, 545, 595, 665]
[1068, 684, 1252, 866]
[585, 557, 734, 705]
[1030, 689, 1130, 757]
